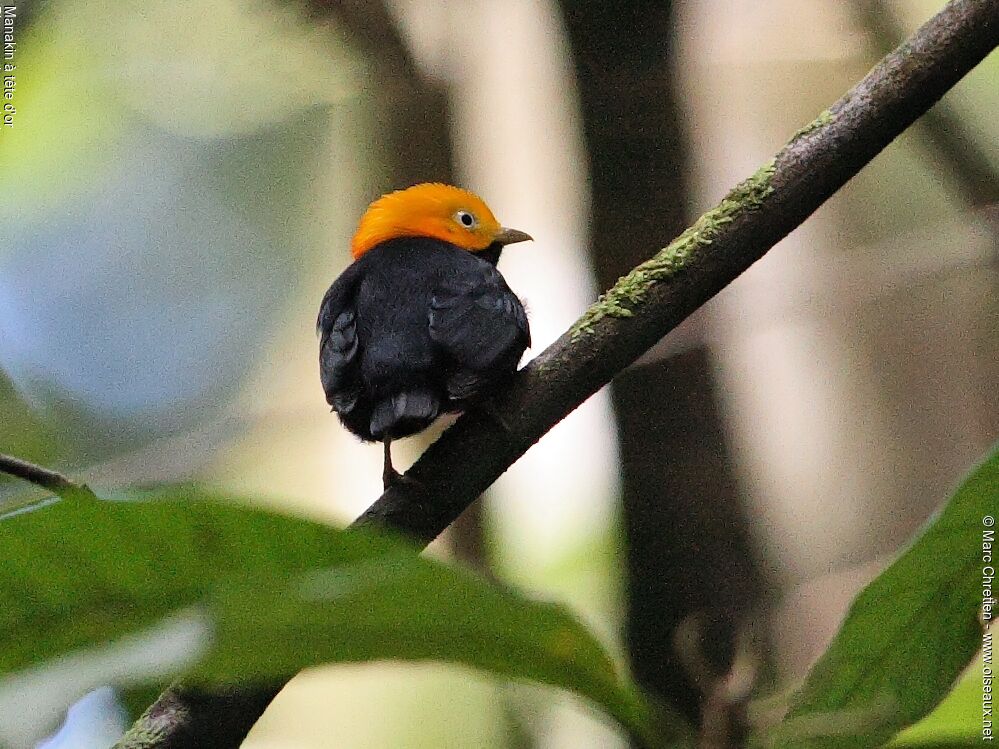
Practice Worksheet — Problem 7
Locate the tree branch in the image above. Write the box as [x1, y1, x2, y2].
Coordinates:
[112, 684, 283, 749]
[357, 0, 998, 541]
[102, 0, 999, 745]
[850, 0, 999, 213]
[0, 453, 99, 503]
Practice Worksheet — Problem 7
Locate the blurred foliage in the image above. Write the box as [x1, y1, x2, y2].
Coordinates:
[0, 0, 352, 465]
[2, 449, 993, 747]
[0, 371, 56, 470]
[0, 5, 125, 221]
[0, 486, 673, 745]
[757, 447, 996, 748]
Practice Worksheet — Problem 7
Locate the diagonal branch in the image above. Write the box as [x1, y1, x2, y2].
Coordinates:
[0, 453, 99, 503]
[356, 0, 999, 542]
[850, 0, 999, 214]
[69, 0, 999, 745]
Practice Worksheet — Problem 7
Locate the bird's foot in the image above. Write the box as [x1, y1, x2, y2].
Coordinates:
[382, 466, 423, 492]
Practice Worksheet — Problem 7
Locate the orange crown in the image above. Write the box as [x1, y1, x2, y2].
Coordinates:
[350, 183, 531, 259]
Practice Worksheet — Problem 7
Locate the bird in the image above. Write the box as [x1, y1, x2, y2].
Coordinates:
[317, 183, 532, 489]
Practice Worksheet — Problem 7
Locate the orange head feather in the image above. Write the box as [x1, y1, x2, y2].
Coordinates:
[350, 183, 532, 260]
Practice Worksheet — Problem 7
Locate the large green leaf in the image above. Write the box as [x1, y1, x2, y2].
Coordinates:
[0, 487, 678, 745]
[761, 448, 997, 748]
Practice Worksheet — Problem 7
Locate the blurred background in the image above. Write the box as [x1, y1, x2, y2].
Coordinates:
[1, 0, 996, 746]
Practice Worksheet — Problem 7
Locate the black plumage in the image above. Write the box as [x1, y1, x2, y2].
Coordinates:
[318, 236, 530, 450]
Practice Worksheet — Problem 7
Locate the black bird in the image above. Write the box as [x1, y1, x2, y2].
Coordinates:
[318, 183, 532, 488]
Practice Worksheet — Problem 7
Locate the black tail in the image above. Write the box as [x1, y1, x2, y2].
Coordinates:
[369, 388, 440, 440]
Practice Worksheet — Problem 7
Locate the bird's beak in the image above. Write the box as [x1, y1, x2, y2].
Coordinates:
[494, 227, 533, 246]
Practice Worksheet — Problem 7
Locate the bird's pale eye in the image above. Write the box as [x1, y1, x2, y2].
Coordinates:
[455, 210, 477, 229]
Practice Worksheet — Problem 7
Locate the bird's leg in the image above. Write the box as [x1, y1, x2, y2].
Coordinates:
[381, 438, 423, 491]
[382, 438, 401, 490]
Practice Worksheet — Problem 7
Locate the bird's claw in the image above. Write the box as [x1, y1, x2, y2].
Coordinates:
[382, 468, 423, 492]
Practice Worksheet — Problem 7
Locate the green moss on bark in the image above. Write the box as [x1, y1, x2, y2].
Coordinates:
[571, 159, 777, 337]
[789, 108, 835, 142]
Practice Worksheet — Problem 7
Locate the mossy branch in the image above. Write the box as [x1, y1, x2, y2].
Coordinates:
[358, 0, 997, 544]
[570, 107, 839, 338]
[104, 0, 999, 746]
[571, 160, 778, 335]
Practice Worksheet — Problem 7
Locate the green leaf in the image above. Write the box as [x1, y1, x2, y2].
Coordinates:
[761, 448, 997, 748]
[0, 487, 679, 745]
[889, 652, 986, 746]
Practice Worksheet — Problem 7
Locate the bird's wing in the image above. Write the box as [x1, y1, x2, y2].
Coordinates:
[317, 262, 364, 412]
[428, 265, 530, 402]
